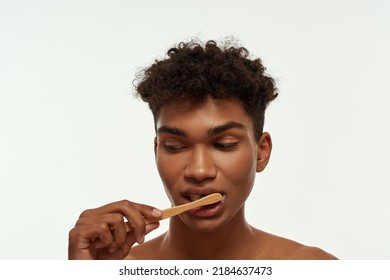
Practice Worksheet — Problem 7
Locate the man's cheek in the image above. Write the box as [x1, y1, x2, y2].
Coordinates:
[157, 159, 179, 183]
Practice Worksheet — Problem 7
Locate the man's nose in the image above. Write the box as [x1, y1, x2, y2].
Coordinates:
[184, 145, 217, 183]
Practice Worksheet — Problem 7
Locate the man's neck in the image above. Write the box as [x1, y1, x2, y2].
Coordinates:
[162, 208, 256, 259]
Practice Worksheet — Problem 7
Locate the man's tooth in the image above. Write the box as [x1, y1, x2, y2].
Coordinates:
[189, 195, 202, 201]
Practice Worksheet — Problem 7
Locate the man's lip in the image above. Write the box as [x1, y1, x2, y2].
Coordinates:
[187, 196, 225, 217]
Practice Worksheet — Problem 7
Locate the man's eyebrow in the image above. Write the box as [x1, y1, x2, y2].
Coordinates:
[157, 126, 188, 137]
[208, 121, 246, 137]
[157, 122, 246, 138]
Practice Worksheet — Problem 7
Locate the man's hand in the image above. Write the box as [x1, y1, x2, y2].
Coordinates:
[68, 200, 162, 260]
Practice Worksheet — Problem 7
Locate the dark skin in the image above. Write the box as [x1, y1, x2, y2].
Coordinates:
[68, 97, 337, 260]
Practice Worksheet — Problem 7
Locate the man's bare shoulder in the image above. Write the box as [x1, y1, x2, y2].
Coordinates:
[289, 245, 338, 260]
[254, 229, 337, 260]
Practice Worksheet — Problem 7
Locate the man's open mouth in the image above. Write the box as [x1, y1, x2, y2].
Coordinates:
[187, 194, 208, 202]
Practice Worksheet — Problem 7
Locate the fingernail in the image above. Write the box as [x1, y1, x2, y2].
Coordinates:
[152, 208, 162, 216]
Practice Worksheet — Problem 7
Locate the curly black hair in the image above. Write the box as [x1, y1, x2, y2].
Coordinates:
[134, 39, 278, 140]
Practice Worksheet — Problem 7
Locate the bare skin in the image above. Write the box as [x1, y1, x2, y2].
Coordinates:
[126, 224, 336, 260]
[69, 97, 337, 260]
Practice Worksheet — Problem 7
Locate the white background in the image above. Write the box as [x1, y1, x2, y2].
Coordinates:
[0, 0, 389, 259]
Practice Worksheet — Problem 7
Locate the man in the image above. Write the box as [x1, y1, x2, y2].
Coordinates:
[68, 40, 336, 260]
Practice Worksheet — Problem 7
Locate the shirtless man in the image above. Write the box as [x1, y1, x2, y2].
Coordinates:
[68, 40, 337, 260]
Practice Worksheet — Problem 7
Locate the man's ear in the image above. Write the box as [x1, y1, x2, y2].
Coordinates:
[154, 137, 158, 157]
[256, 132, 272, 172]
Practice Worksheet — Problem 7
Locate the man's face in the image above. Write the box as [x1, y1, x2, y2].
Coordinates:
[154, 97, 271, 231]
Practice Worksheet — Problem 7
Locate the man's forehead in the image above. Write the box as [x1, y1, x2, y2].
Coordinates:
[156, 97, 247, 119]
[155, 97, 255, 134]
